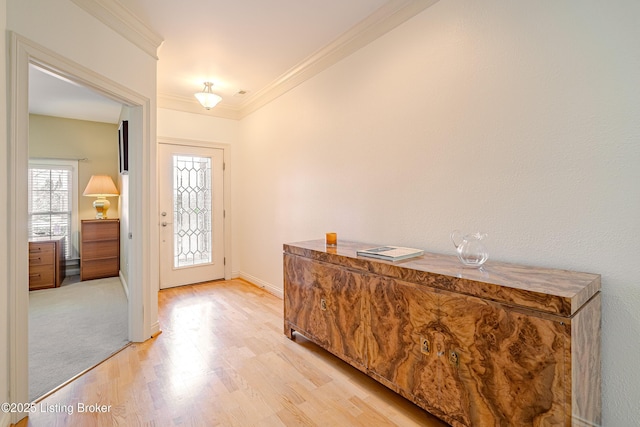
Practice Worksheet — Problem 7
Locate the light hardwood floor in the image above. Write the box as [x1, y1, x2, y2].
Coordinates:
[16, 279, 448, 426]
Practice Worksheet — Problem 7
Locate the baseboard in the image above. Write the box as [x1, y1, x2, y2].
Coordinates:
[572, 416, 601, 427]
[238, 271, 283, 299]
[149, 320, 161, 339]
[119, 271, 129, 299]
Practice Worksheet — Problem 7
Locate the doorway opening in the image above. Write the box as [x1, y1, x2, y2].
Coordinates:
[27, 64, 130, 401]
[9, 33, 156, 414]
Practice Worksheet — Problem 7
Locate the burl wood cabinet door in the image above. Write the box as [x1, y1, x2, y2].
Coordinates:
[368, 277, 441, 412]
[283, 254, 367, 368]
[438, 292, 567, 427]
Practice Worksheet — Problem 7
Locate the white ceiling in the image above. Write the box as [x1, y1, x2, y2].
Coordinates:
[29, 65, 124, 124]
[29, 0, 433, 123]
[126, 0, 389, 106]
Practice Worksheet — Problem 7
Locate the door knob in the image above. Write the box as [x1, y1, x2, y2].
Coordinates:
[162, 221, 168, 227]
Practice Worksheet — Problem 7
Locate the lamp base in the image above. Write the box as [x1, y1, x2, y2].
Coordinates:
[93, 197, 111, 219]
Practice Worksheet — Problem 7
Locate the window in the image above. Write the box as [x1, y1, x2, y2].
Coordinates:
[28, 159, 79, 259]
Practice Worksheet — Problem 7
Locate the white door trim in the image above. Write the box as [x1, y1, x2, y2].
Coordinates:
[8, 33, 157, 418]
[158, 137, 232, 282]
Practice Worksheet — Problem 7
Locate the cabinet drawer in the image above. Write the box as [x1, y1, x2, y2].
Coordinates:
[29, 264, 55, 289]
[82, 240, 119, 259]
[29, 249, 54, 266]
[81, 258, 119, 281]
[82, 221, 119, 241]
[29, 242, 55, 253]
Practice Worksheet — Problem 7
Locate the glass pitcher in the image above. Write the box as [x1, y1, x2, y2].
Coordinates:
[451, 230, 489, 267]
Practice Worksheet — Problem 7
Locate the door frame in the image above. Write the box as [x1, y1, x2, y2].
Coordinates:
[8, 33, 157, 416]
[158, 137, 232, 282]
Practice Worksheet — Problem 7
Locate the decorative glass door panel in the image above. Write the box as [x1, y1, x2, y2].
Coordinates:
[159, 144, 224, 289]
[173, 155, 212, 268]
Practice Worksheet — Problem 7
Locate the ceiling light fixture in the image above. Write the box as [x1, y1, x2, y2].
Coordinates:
[194, 82, 222, 109]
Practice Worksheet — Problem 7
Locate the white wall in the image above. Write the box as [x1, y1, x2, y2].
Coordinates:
[158, 109, 239, 145]
[5, 0, 159, 413]
[1, 0, 10, 425]
[157, 108, 241, 277]
[7, 1, 154, 94]
[238, 1, 640, 425]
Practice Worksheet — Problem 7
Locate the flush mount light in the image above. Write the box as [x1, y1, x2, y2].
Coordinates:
[194, 82, 222, 109]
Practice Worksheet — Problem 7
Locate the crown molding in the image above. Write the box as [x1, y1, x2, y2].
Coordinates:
[74, 0, 439, 120]
[158, 93, 242, 121]
[70, 0, 164, 59]
[237, 0, 440, 118]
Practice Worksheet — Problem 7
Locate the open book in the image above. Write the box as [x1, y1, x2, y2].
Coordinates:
[356, 246, 424, 261]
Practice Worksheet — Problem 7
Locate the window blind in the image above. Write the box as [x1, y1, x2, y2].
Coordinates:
[28, 166, 73, 259]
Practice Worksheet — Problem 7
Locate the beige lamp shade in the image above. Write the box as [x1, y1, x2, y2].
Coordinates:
[83, 175, 119, 219]
[83, 175, 119, 196]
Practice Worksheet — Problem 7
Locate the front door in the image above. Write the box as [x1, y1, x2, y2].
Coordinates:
[159, 143, 224, 289]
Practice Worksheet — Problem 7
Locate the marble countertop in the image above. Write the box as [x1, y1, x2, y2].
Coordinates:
[284, 239, 600, 317]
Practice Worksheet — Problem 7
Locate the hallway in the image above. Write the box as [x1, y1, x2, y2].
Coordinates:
[18, 279, 446, 426]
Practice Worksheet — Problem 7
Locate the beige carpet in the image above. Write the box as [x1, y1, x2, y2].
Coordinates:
[29, 276, 129, 401]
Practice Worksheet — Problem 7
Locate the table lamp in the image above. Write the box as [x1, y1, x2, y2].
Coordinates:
[83, 175, 119, 219]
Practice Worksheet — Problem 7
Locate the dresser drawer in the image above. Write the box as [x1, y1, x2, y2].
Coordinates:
[81, 258, 119, 281]
[82, 240, 119, 259]
[29, 242, 55, 266]
[82, 220, 119, 241]
[29, 241, 55, 253]
[29, 264, 55, 289]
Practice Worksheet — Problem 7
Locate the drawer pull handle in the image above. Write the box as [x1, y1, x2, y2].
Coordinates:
[420, 337, 431, 355]
[29, 274, 41, 278]
[449, 350, 459, 366]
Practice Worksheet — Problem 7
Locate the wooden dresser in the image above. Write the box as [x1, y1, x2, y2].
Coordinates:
[80, 219, 120, 281]
[28, 237, 66, 291]
[283, 239, 601, 427]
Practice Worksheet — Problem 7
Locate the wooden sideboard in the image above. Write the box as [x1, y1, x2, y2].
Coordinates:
[29, 237, 66, 291]
[283, 240, 601, 427]
[80, 219, 120, 281]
